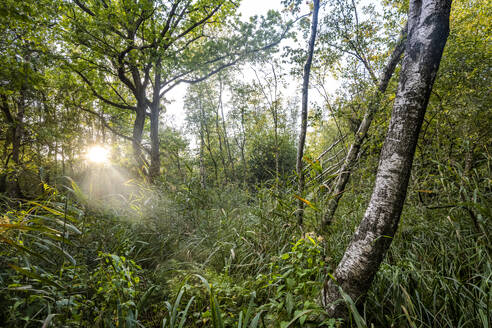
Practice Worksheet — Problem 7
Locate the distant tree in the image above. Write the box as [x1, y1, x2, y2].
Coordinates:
[228, 80, 259, 184]
[159, 125, 189, 181]
[185, 81, 221, 186]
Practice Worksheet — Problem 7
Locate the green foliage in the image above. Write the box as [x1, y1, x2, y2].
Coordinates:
[0, 188, 153, 327]
[0, 192, 85, 327]
[162, 286, 195, 328]
[257, 234, 332, 326]
[91, 252, 142, 327]
[2, 159, 491, 327]
[0, 0, 490, 327]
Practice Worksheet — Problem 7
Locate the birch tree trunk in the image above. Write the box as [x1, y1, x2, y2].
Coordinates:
[321, 0, 452, 318]
[322, 25, 408, 226]
[296, 0, 320, 225]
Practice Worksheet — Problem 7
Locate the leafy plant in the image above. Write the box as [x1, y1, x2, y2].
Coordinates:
[91, 252, 142, 327]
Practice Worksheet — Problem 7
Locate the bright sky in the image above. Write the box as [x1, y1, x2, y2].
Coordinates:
[238, 0, 282, 18]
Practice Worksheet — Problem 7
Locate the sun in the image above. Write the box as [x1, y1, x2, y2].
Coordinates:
[86, 145, 110, 164]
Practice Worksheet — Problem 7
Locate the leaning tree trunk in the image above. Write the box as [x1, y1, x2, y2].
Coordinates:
[296, 0, 320, 225]
[321, 0, 451, 318]
[322, 24, 408, 226]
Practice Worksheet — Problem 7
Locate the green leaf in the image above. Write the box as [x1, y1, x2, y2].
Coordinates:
[8, 264, 63, 289]
[285, 292, 294, 316]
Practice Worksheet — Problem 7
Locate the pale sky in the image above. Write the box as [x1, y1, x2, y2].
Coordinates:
[163, 0, 286, 128]
[238, 0, 283, 18]
[163, 0, 337, 132]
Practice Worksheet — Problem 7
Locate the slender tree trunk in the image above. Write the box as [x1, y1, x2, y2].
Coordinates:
[149, 61, 162, 181]
[132, 96, 147, 173]
[205, 127, 218, 182]
[322, 25, 408, 226]
[296, 0, 320, 225]
[273, 107, 279, 183]
[237, 106, 247, 185]
[12, 92, 25, 166]
[198, 96, 218, 182]
[268, 65, 280, 185]
[214, 96, 227, 182]
[239, 139, 246, 184]
[219, 79, 235, 180]
[199, 131, 206, 188]
[149, 104, 160, 179]
[61, 147, 66, 176]
[321, 0, 451, 318]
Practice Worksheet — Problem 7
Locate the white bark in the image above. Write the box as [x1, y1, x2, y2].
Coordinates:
[322, 0, 452, 318]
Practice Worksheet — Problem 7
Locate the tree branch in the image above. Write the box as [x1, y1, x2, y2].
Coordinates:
[73, 70, 137, 111]
[73, 0, 95, 16]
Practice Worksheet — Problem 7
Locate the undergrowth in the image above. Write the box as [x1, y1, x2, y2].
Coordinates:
[1, 160, 490, 327]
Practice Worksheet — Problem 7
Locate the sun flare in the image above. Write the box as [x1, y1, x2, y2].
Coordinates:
[86, 145, 110, 164]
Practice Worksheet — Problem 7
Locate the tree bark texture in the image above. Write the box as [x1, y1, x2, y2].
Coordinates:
[322, 24, 408, 226]
[321, 0, 452, 318]
[296, 0, 320, 225]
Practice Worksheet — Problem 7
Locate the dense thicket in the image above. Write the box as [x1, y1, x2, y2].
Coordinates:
[0, 0, 490, 327]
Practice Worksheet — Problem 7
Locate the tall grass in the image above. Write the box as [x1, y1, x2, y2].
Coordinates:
[1, 155, 490, 327]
